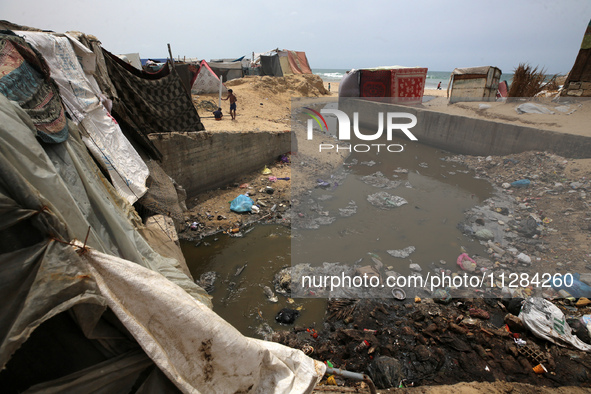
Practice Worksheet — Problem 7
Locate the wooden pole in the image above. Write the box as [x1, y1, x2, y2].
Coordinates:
[218, 75, 223, 108]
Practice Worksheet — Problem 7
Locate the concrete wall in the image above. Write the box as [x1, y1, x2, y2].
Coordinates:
[339, 99, 591, 158]
[150, 131, 291, 198]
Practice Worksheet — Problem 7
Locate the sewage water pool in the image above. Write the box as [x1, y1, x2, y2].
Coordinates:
[182, 138, 493, 338]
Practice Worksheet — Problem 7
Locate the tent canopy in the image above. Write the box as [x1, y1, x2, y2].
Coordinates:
[191, 59, 228, 94]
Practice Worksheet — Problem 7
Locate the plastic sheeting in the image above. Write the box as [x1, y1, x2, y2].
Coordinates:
[81, 243, 325, 393]
[0, 91, 324, 392]
[0, 92, 212, 360]
[17, 31, 149, 205]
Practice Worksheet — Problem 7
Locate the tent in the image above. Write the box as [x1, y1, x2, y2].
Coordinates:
[0, 25, 325, 393]
[191, 59, 228, 94]
[208, 61, 243, 81]
[258, 49, 313, 77]
[562, 19, 591, 97]
[339, 66, 428, 105]
[447, 66, 502, 103]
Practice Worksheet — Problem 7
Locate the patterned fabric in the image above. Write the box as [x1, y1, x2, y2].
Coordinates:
[0, 31, 68, 143]
[103, 49, 204, 134]
[360, 70, 392, 97]
[391, 68, 427, 104]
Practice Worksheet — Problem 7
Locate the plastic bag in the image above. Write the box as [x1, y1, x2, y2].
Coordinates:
[230, 194, 254, 213]
[551, 273, 591, 298]
[518, 297, 591, 351]
[457, 253, 477, 272]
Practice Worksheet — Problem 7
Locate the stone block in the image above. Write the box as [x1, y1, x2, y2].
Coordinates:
[566, 89, 583, 97]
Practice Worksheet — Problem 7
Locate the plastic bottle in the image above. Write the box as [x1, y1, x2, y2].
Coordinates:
[354, 340, 370, 352]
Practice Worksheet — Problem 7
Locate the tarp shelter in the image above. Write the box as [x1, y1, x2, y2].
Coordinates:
[339, 66, 428, 105]
[258, 49, 313, 77]
[447, 66, 502, 103]
[562, 19, 591, 97]
[192, 59, 228, 94]
[208, 60, 243, 81]
[0, 23, 326, 393]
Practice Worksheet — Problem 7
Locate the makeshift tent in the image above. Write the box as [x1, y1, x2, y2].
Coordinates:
[447, 66, 502, 103]
[562, 19, 591, 97]
[173, 62, 199, 94]
[16, 30, 150, 205]
[0, 24, 326, 392]
[208, 61, 243, 81]
[258, 49, 313, 77]
[191, 59, 228, 94]
[339, 66, 428, 105]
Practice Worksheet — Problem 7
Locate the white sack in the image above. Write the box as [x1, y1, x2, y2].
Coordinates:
[519, 297, 591, 352]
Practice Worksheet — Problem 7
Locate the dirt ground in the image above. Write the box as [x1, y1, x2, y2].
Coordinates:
[178, 75, 591, 392]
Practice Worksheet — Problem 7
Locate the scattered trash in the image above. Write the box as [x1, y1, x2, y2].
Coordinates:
[230, 194, 254, 213]
[516, 252, 532, 265]
[469, 308, 490, 320]
[268, 176, 277, 182]
[533, 364, 548, 374]
[387, 246, 416, 258]
[475, 228, 495, 240]
[361, 172, 401, 189]
[367, 192, 408, 209]
[433, 288, 452, 304]
[552, 274, 591, 298]
[392, 288, 406, 300]
[354, 340, 370, 352]
[262, 166, 272, 175]
[275, 308, 299, 325]
[516, 103, 555, 115]
[510, 179, 531, 188]
[518, 297, 591, 351]
[456, 253, 477, 272]
[316, 179, 331, 188]
[339, 200, 357, 217]
[263, 285, 278, 303]
[235, 264, 247, 276]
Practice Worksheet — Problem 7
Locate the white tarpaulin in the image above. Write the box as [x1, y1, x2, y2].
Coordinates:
[18, 31, 149, 204]
[80, 243, 325, 394]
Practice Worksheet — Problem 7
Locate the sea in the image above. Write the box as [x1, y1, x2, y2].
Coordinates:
[313, 68, 514, 90]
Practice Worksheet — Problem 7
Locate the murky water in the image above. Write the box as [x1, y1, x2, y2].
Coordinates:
[181, 225, 327, 338]
[292, 138, 493, 280]
[182, 132, 493, 338]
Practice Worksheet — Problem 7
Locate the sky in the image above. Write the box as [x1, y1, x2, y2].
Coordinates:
[1, 0, 590, 74]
